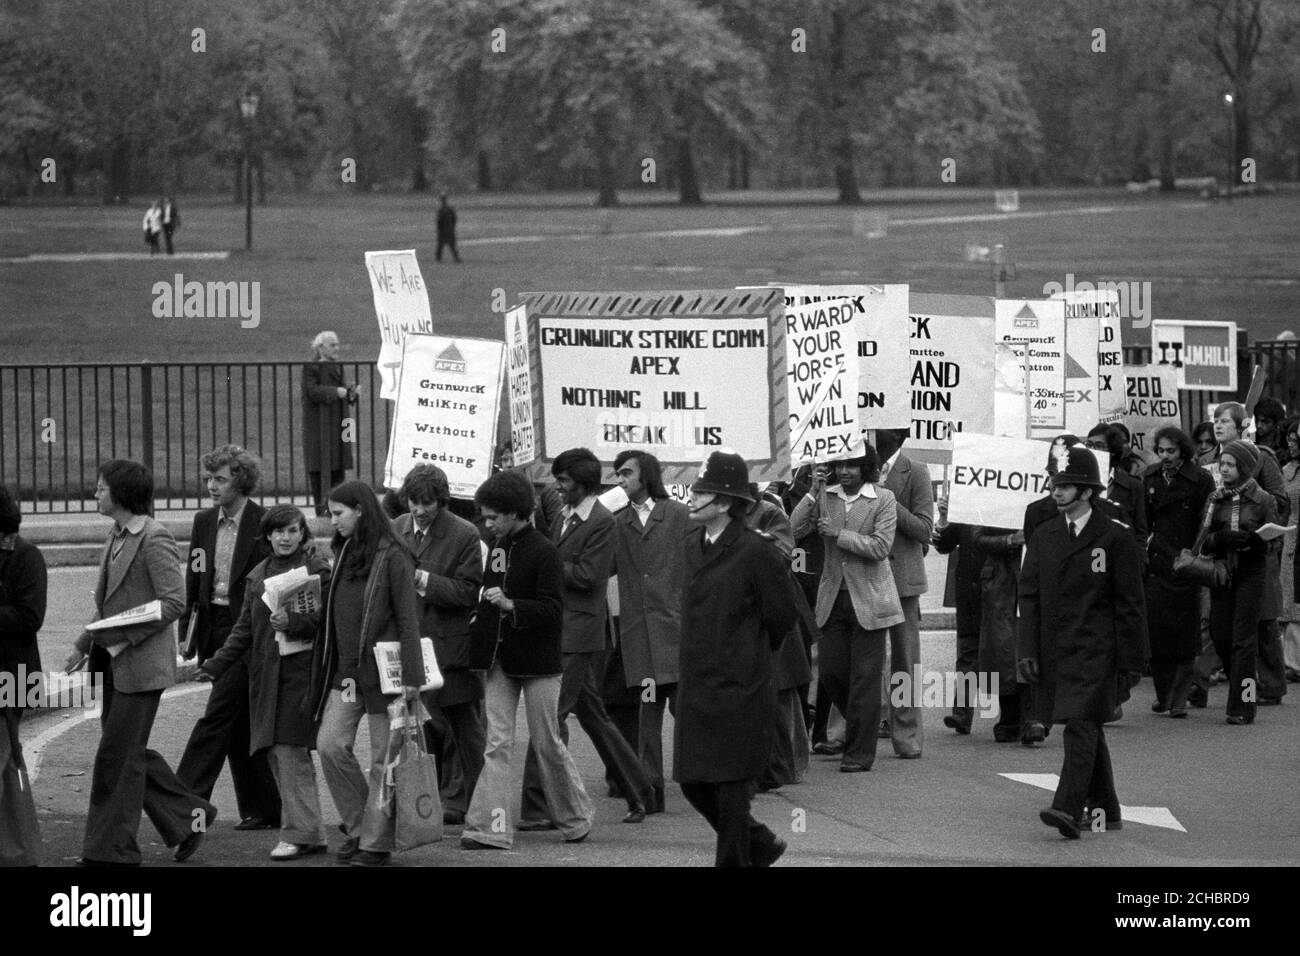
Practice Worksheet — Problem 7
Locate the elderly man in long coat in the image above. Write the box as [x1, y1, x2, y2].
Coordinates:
[302, 331, 355, 516]
[1018, 446, 1148, 839]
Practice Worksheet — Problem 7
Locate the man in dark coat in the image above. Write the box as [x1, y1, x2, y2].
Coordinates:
[302, 331, 356, 516]
[675, 451, 798, 866]
[436, 194, 460, 262]
[177, 446, 280, 832]
[393, 465, 485, 826]
[933, 516, 984, 735]
[1142, 426, 1214, 717]
[0, 484, 47, 866]
[1018, 446, 1147, 839]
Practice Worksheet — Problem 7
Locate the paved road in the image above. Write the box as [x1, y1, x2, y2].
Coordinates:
[20, 625, 1298, 867]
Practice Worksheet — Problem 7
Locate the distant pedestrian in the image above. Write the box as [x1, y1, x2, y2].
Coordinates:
[1018, 446, 1147, 839]
[302, 331, 357, 516]
[142, 200, 162, 255]
[436, 194, 460, 262]
[0, 483, 47, 867]
[161, 197, 180, 255]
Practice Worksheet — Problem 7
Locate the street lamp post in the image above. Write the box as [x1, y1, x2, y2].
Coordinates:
[239, 91, 259, 249]
[1224, 91, 1235, 202]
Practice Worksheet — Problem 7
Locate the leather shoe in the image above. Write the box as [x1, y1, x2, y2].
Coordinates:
[234, 816, 276, 831]
[1151, 700, 1168, 713]
[348, 850, 390, 867]
[811, 740, 844, 756]
[1021, 722, 1046, 746]
[516, 818, 558, 831]
[1106, 705, 1123, 723]
[752, 838, 787, 868]
[1225, 714, 1253, 725]
[839, 761, 871, 772]
[622, 804, 647, 824]
[896, 752, 921, 760]
[942, 714, 972, 735]
[443, 809, 465, 826]
[993, 724, 1020, 743]
[1039, 807, 1081, 840]
[1168, 707, 1188, 718]
[563, 830, 590, 844]
[174, 805, 216, 862]
[336, 835, 361, 863]
[646, 787, 665, 814]
[1187, 686, 1208, 708]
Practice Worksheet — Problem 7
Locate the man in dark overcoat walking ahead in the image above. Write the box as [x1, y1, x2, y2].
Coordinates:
[675, 451, 798, 866]
[1018, 446, 1147, 839]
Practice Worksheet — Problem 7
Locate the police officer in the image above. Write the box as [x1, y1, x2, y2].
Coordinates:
[675, 451, 798, 866]
[1018, 446, 1148, 839]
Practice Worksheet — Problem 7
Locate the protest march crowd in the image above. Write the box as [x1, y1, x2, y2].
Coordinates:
[3, 395, 1298, 867]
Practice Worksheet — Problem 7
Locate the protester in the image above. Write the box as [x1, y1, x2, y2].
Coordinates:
[199, 505, 330, 860]
[1085, 423, 1149, 547]
[1107, 422, 1144, 478]
[1202, 441, 1278, 725]
[1018, 446, 1147, 839]
[0, 484, 47, 867]
[873, 428, 933, 758]
[932, 510, 984, 736]
[161, 196, 180, 255]
[142, 200, 161, 254]
[1192, 421, 1217, 466]
[610, 450, 690, 813]
[462, 471, 592, 849]
[790, 448, 902, 772]
[520, 448, 651, 825]
[1253, 397, 1287, 457]
[177, 445, 280, 833]
[436, 193, 460, 262]
[391, 464, 485, 827]
[309, 480, 424, 867]
[676, 451, 797, 866]
[970, 525, 1026, 740]
[1281, 419, 1300, 682]
[302, 331, 357, 517]
[67, 460, 215, 865]
[1142, 426, 1214, 718]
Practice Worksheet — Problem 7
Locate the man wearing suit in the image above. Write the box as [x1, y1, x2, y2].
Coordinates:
[66, 460, 215, 866]
[176, 446, 280, 830]
[791, 448, 905, 771]
[520, 448, 652, 825]
[874, 428, 933, 758]
[610, 450, 690, 813]
[392, 464, 485, 826]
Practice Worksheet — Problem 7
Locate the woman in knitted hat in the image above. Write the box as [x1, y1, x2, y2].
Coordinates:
[1200, 439, 1279, 725]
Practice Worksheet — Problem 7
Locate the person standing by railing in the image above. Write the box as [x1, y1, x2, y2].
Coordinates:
[303, 331, 357, 517]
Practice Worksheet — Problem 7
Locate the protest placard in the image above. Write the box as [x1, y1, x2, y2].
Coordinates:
[947, 433, 1053, 529]
[1151, 320, 1238, 391]
[1052, 288, 1124, 427]
[384, 334, 504, 497]
[995, 299, 1068, 437]
[906, 292, 997, 465]
[781, 298, 862, 464]
[993, 340, 1029, 438]
[517, 289, 789, 483]
[1122, 364, 1181, 451]
[777, 284, 912, 431]
[504, 305, 536, 466]
[365, 250, 434, 400]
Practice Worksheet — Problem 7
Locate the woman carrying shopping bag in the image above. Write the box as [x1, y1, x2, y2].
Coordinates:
[200, 505, 331, 860]
[308, 481, 425, 866]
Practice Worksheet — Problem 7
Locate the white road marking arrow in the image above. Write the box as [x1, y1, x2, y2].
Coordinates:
[999, 773, 1186, 832]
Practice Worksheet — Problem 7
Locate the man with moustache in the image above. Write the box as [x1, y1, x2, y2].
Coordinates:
[392, 464, 485, 826]
[176, 445, 279, 831]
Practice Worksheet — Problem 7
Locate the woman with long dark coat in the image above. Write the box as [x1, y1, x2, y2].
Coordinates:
[201, 505, 331, 859]
[302, 331, 356, 516]
[675, 452, 798, 867]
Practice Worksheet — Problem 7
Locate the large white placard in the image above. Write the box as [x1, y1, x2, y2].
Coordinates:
[947, 433, 1054, 529]
[906, 292, 997, 464]
[384, 335, 504, 497]
[1122, 364, 1181, 452]
[536, 316, 772, 462]
[995, 299, 1068, 436]
[782, 298, 863, 463]
[1054, 288, 1125, 424]
[779, 284, 912, 430]
[504, 306, 536, 466]
[366, 250, 434, 400]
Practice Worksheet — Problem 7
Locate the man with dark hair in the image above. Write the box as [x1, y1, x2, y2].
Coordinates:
[0, 483, 47, 866]
[66, 460, 215, 865]
[1018, 447, 1147, 839]
[519, 448, 652, 826]
[873, 428, 933, 758]
[1253, 397, 1287, 456]
[393, 464, 485, 826]
[610, 450, 690, 813]
[176, 446, 279, 832]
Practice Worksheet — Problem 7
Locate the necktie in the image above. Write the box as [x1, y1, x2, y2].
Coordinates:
[1069, 521, 1078, 538]
[414, 529, 424, 549]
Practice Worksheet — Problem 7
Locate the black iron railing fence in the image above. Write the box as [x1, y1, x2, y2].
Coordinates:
[0, 341, 1292, 512]
[0, 361, 392, 512]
